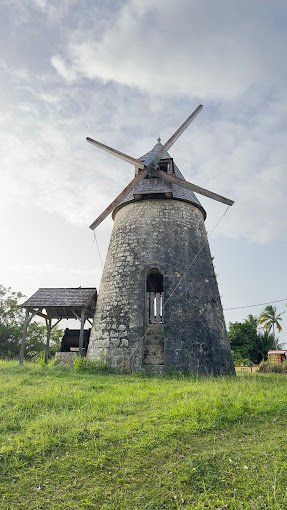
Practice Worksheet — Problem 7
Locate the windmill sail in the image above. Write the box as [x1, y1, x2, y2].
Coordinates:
[87, 104, 233, 230]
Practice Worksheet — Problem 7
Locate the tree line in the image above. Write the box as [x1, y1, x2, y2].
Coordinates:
[229, 305, 284, 365]
[0, 284, 285, 363]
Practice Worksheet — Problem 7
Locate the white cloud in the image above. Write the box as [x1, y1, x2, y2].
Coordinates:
[31, 0, 46, 12]
[0, 59, 30, 80]
[172, 90, 287, 243]
[54, 0, 287, 99]
[2, 0, 75, 24]
[1, 79, 287, 245]
[10, 263, 97, 276]
[0, 86, 143, 231]
[1, 0, 287, 246]
[50, 55, 77, 82]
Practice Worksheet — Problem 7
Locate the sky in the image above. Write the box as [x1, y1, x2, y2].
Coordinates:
[0, 0, 286, 342]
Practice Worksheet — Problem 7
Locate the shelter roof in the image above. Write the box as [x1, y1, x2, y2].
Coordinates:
[113, 141, 206, 219]
[21, 288, 97, 319]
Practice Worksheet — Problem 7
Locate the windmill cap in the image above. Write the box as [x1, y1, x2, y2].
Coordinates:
[113, 140, 206, 219]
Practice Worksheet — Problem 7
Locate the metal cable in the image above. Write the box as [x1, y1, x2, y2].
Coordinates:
[126, 205, 231, 368]
[93, 231, 104, 271]
[224, 298, 287, 311]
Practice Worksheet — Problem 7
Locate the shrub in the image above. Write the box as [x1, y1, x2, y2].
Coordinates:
[37, 352, 46, 367]
[258, 360, 287, 373]
[73, 355, 109, 373]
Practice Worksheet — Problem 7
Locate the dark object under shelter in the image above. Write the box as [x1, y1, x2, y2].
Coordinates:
[20, 287, 97, 363]
[60, 328, 91, 353]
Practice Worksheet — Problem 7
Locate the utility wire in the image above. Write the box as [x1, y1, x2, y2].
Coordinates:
[224, 298, 287, 311]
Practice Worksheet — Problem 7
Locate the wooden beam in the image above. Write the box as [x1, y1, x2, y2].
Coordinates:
[89, 168, 148, 230]
[145, 105, 203, 168]
[157, 170, 234, 206]
[72, 309, 81, 321]
[145, 293, 149, 325]
[79, 307, 86, 357]
[160, 105, 203, 156]
[150, 292, 155, 324]
[86, 137, 145, 169]
[156, 293, 161, 324]
[23, 308, 48, 320]
[45, 317, 52, 364]
[51, 318, 62, 330]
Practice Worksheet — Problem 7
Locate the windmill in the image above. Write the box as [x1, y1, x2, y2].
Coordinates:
[86, 105, 235, 375]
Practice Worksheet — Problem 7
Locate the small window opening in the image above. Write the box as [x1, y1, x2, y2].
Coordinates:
[146, 271, 163, 324]
[158, 158, 174, 175]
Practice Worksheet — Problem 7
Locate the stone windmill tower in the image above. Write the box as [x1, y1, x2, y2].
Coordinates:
[86, 105, 235, 375]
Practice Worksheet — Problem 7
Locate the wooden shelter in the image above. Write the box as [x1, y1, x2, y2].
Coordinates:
[20, 288, 97, 363]
[268, 350, 287, 364]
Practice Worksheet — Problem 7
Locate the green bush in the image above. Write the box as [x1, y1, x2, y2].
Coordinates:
[36, 352, 46, 367]
[73, 355, 109, 373]
[258, 360, 287, 373]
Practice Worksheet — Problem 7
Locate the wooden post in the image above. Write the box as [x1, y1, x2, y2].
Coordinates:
[79, 307, 86, 357]
[45, 317, 52, 364]
[148, 292, 152, 323]
[19, 310, 30, 364]
[156, 293, 161, 324]
[150, 292, 155, 324]
[145, 293, 150, 325]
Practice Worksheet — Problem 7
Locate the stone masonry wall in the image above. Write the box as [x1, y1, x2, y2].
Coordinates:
[87, 199, 235, 375]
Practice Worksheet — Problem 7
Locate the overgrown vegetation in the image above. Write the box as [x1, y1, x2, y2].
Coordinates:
[228, 310, 284, 366]
[1, 361, 287, 509]
[73, 354, 109, 373]
[258, 360, 287, 373]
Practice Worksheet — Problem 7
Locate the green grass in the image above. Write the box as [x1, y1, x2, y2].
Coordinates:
[1, 361, 287, 509]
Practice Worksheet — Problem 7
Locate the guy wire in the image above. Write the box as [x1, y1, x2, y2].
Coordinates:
[126, 204, 231, 367]
[93, 231, 104, 271]
[93, 230, 121, 343]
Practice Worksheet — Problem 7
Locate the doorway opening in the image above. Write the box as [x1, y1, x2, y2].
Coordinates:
[143, 269, 164, 372]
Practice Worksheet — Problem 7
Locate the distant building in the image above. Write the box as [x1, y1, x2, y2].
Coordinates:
[268, 350, 287, 364]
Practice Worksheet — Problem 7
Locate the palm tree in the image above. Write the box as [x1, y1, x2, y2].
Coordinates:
[258, 305, 284, 347]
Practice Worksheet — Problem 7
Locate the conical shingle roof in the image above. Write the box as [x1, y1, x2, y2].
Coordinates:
[113, 140, 206, 219]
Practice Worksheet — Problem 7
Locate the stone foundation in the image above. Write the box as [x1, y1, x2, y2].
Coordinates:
[55, 352, 79, 366]
[143, 324, 164, 367]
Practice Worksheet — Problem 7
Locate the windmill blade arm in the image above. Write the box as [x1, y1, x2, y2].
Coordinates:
[89, 168, 148, 230]
[157, 170, 234, 206]
[150, 105, 203, 167]
[86, 137, 145, 169]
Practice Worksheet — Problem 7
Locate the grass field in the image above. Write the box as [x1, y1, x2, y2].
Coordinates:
[0, 361, 287, 509]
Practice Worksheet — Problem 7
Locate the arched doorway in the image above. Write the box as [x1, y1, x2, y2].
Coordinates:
[143, 269, 165, 371]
